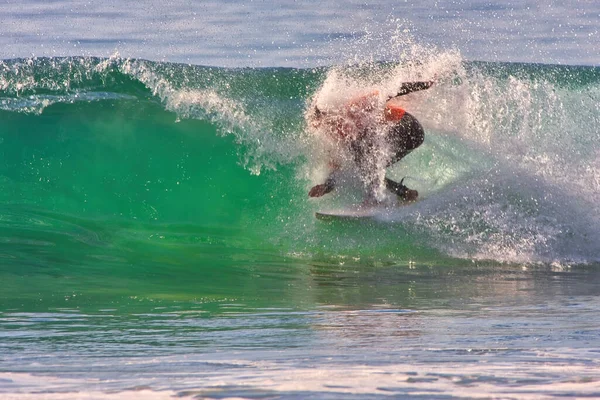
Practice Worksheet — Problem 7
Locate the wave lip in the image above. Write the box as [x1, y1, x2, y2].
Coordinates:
[1, 56, 600, 264]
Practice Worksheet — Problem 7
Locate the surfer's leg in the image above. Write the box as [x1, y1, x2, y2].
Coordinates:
[386, 112, 424, 166]
[384, 113, 424, 201]
[349, 132, 381, 197]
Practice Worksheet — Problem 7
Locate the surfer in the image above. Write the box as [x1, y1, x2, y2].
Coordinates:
[308, 80, 434, 203]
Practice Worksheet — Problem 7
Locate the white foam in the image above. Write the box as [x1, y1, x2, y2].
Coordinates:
[3, 355, 599, 399]
[304, 26, 600, 264]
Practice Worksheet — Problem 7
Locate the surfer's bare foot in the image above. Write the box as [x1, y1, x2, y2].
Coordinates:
[385, 177, 418, 202]
[309, 177, 336, 197]
[309, 183, 329, 197]
[400, 188, 418, 202]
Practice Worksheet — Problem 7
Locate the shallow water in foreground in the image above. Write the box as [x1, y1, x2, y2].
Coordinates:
[2, 262, 600, 399]
[0, 263, 600, 399]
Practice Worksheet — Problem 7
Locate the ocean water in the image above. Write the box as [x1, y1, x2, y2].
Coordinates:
[2, 2, 600, 399]
[2, 0, 599, 67]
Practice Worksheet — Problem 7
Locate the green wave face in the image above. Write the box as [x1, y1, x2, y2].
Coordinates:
[1, 57, 600, 310]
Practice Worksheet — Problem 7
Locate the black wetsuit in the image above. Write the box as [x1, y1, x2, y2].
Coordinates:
[351, 82, 430, 197]
[385, 81, 430, 164]
[351, 111, 424, 171]
[312, 81, 432, 199]
[384, 111, 426, 197]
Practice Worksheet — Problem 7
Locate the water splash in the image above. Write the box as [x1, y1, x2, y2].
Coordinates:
[1, 51, 600, 264]
[303, 25, 600, 264]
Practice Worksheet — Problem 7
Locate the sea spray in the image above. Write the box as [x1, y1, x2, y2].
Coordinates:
[303, 34, 600, 263]
[1, 53, 600, 264]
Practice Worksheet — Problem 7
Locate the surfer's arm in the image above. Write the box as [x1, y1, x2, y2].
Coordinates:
[389, 81, 434, 99]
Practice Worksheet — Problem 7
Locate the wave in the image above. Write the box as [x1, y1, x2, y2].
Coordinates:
[1, 54, 599, 265]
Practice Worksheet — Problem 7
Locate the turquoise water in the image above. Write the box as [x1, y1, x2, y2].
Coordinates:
[1, 51, 600, 397]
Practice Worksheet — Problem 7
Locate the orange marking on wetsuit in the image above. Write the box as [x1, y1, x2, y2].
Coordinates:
[384, 103, 406, 121]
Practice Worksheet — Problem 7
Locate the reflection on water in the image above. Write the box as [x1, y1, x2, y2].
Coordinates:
[307, 260, 600, 310]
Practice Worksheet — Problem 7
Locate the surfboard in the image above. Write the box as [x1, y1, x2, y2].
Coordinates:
[315, 208, 381, 221]
[315, 201, 417, 221]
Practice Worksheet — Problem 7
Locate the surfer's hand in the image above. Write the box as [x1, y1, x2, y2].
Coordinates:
[309, 183, 333, 197]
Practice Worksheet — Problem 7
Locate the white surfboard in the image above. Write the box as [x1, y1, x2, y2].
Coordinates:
[315, 201, 418, 221]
